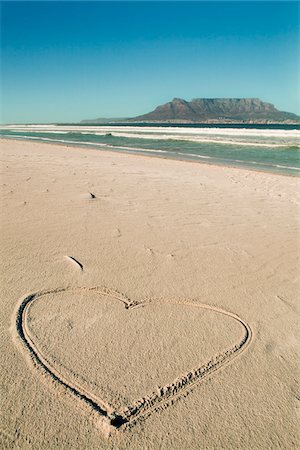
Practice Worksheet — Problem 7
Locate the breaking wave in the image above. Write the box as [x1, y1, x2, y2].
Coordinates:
[1, 123, 299, 175]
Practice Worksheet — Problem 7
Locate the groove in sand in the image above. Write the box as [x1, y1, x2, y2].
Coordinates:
[11, 286, 252, 437]
[65, 256, 84, 271]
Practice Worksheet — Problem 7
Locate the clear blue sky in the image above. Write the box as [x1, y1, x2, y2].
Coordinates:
[1, 1, 299, 123]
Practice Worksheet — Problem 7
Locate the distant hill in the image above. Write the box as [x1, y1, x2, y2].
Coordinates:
[81, 98, 299, 124]
[80, 117, 128, 124]
[131, 98, 300, 123]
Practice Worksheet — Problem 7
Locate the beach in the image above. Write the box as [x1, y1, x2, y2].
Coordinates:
[1, 124, 299, 177]
[1, 138, 299, 449]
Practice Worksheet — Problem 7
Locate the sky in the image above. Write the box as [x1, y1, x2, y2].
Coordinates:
[1, 1, 299, 123]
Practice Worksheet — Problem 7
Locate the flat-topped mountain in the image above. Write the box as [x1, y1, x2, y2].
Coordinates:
[81, 98, 299, 124]
[131, 98, 299, 123]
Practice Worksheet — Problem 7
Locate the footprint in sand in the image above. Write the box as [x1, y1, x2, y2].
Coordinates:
[65, 256, 84, 271]
[114, 228, 122, 238]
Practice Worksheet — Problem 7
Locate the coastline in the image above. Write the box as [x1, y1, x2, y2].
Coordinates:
[1, 136, 299, 178]
[1, 138, 299, 449]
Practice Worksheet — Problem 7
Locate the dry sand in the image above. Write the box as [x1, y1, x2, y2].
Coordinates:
[0, 138, 299, 449]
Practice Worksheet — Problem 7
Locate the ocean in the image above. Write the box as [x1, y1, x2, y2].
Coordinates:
[1, 123, 299, 176]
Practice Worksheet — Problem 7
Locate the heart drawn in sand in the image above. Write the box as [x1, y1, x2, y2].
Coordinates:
[12, 286, 252, 437]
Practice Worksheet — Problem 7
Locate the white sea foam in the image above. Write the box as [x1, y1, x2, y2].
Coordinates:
[1, 124, 299, 148]
[273, 164, 300, 171]
[2, 134, 299, 172]
[2, 135, 300, 172]
[97, 132, 296, 147]
[0, 135, 110, 147]
[1, 124, 299, 138]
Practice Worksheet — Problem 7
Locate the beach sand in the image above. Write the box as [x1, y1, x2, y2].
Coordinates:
[1, 138, 299, 449]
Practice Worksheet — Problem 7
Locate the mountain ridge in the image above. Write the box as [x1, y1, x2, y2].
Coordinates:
[81, 98, 300, 124]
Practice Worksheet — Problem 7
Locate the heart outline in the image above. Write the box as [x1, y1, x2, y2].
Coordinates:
[11, 286, 252, 437]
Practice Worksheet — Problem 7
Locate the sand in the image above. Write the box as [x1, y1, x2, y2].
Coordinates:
[0, 138, 299, 449]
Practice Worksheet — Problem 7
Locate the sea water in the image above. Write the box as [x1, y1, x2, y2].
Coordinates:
[1, 123, 299, 176]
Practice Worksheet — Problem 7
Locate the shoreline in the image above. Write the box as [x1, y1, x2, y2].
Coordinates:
[1, 136, 299, 179]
